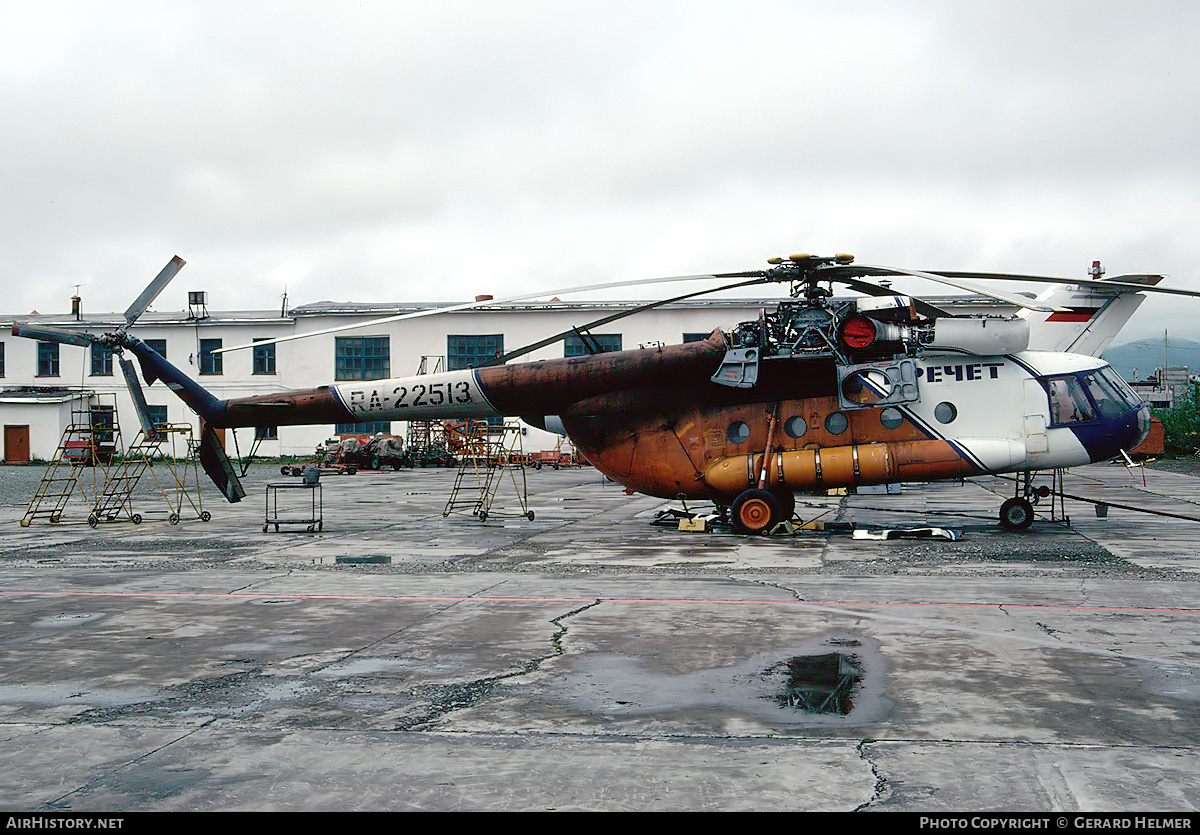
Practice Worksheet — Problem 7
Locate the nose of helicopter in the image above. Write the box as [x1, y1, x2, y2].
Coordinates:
[1088, 402, 1152, 463]
[1133, 401, 1152, 450]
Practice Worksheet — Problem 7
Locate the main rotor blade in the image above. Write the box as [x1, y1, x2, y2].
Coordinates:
[215, 269, 765, 354]
[832, 275, 950, 318]
[124, 255, 186, 327]
[482, 277, 770, 365]
[11, 323, 102, 348]
[831, 265, 1065, 312]
[119, 355, 158, 437]
[932, 270, 1200, 299]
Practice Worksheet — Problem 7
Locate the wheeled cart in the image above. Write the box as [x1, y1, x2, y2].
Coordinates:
[264, 482, 323, 532]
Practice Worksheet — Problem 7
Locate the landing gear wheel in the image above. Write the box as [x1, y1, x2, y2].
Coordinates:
[87, 515, 98, 528]
[131, 514, 142, 525]
[201, 511, 211, 522]
[527, 510, 536, 521]
[999, 497, 1034, 530]
[731, 488, 783, 535]
[169, 513, 179, 525]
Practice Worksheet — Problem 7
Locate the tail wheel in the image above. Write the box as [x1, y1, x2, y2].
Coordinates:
[731, 488, 782, 535]
[999, 497, 1034, 530]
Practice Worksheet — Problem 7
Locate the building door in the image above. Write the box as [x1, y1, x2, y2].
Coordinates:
[4, 426, 30, 463]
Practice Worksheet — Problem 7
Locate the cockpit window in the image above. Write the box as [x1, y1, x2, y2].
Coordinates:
[1046, 375, 1095, 425]
[1083, 369, 1132, 420]
[1097, 367, 1144, 410]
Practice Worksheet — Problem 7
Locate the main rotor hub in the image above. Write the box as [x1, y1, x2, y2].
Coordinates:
[763, 253, 855, 299]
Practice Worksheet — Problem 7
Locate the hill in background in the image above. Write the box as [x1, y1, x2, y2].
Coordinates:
[1103, 338, 1200, 382]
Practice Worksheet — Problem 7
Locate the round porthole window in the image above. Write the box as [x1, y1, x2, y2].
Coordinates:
[825, 412, 848, 435]
[783, 415, 807, 439]
[727, 420, 750, 444]
[880, 407, 904, 430]
[934, 402, 958, 424]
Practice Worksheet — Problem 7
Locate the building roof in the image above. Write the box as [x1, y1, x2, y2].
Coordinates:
[1, 294, 1008, 328]
[0, 386, 94, 403]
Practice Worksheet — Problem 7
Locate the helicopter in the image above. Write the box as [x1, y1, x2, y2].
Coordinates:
[13, 252, 1196, 534]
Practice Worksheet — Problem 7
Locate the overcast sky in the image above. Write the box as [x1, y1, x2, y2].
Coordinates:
[3, 0, 1198, 344]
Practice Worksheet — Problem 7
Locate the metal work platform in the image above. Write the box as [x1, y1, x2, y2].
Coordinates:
[21, 397, 212, 527]
[443, 419, 534, 522]
[21, 394, 124, 526]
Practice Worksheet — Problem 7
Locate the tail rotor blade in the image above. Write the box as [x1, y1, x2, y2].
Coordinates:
[124, 255, 185, 327]
[11, 323, 101, 348]
[119, 356, 158, 437]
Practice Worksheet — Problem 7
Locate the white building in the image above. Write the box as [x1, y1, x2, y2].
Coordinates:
[1, 291, 1001, 463]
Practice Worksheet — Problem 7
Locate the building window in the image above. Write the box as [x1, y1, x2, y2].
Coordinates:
[37, 342, 59, 377]
[91, 344, 114, 376]
[253, 339, 276, 375]
[146, 405, 168, 430]
[335, 421, 391, 435]
[199, 338, 223, 375]
[0, 342, 5, 377]
[90, 405, 115, 444]
[255, 425, 279, 440]
[683, 333, 709, 343]
[448, 334, 503, 370]
[564, 333, 622, 357]
[144, 339, 167, 359]
[335, 336, 390, 381]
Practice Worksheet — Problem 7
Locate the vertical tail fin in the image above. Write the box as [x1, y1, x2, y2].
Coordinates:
[198, 426, 246, 503]
[1020, 267, 1162, 357]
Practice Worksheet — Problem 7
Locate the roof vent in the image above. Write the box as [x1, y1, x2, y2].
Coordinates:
[188, 291, 209, 320]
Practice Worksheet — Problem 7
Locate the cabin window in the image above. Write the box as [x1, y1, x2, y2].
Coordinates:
[825, 412, 848, 435]
[783, 415, 807, 439]
[144, 338, 167, 359]
[564, 333, 621, 357]
[448, 334, 503, 369]
[336, 337, 390, 381]
[879, 407, 904, 430]
[934, 402, 957, 424]
[1045, 375, 1095, 425]
[37, 342, 59, 377]
[199, 339, 223, 375]
[727, 420, 750, 444]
